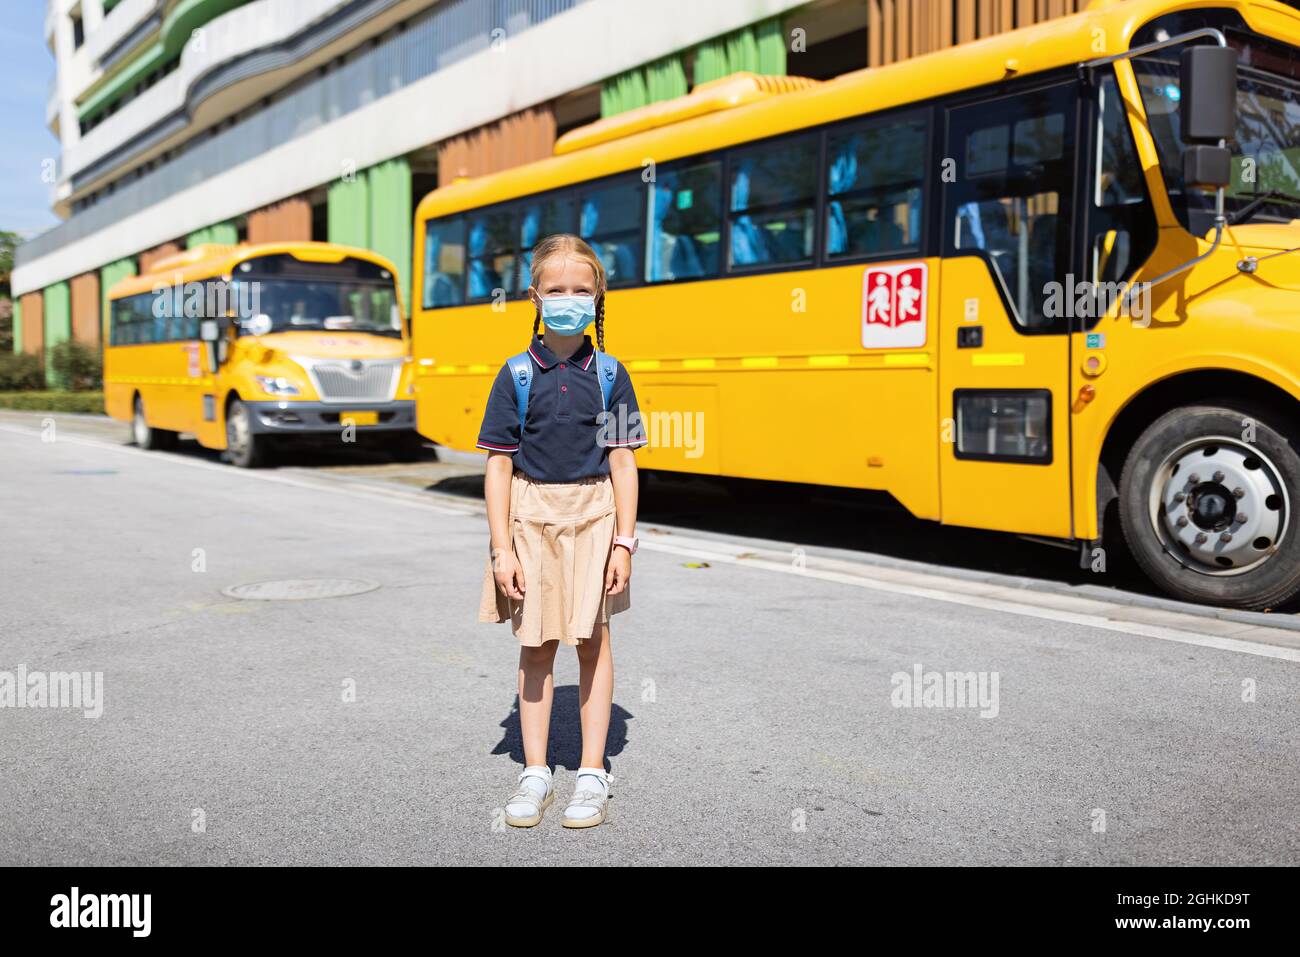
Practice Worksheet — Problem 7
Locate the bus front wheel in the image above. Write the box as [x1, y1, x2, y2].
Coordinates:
[224, 399, 267, 468]
[132, 396, 178, 451]
[1119, 401, 1300, 611]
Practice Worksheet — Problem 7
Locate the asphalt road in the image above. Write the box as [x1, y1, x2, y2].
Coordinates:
[1, 413, 1297, 865]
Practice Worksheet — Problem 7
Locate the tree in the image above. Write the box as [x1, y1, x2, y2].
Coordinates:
[0, 230, 18, 355]
[0, 230, 17, 279]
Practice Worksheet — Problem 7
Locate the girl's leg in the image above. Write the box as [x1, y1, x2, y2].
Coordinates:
[518, 641, 560, 767]
[575, 621, 613, 768]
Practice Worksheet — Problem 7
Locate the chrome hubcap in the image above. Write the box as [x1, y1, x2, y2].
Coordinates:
[133, 405, 148, 445]
[227, 405, 248, 455]
[1150, 436, 1289, 575]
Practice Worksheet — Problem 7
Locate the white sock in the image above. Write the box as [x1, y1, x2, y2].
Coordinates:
[507, 765, 551, 817]
[567, 767, 610, 820]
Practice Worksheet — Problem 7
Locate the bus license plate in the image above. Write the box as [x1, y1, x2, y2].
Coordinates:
[341, 411, 379, 427]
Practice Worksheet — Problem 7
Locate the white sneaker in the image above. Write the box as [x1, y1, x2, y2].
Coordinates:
[504, 765, 554, 827]
[562, 768, 613, 829]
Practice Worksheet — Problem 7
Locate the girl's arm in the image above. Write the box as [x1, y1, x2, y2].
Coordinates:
[606, 447, 638, 595]
[484, 451, 524, 598]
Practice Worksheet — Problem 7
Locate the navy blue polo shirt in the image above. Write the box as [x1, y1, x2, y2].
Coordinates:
[476, 333, 648, 482]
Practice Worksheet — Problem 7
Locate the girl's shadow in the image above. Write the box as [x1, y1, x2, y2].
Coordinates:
[492, 686, 633, 772]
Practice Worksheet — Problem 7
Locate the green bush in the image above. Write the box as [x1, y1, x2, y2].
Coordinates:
[49, 340, 102, 391]
[0, 391, 105, 414]
[0, 351, 45, 391]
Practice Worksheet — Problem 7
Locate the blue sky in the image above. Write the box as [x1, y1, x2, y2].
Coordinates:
[0, 3, 61, 236]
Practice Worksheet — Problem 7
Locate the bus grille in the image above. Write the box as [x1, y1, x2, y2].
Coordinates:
[298, 359, 400, 403]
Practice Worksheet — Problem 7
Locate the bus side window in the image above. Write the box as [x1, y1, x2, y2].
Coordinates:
[727, 133, 818, 269]
[577, 175, 645, 287]
[519, 196, 577, 290]
[152, 284, 169, 343]
[647, 160, 722, 282]
[1090, 72, 1157, 293]
[947, 83, 1075, 331]
[825, 113, 927, 259]
[466, 208, 518, 302]
[423, 216, 466, 309]
[131, 292, 151, 344]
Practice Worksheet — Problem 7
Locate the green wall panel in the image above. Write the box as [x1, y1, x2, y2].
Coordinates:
[367, 158, 412, 317]
[601, 68, 647, 118]
[43, 282, 71, 387]
[186, 221, 238, 248]
[601, 54, 686, 118]
[693, 18, 787, 85]
[328, 171, 371, 249]
[646, 55, 688, 104]
[756, 18, 787, 75]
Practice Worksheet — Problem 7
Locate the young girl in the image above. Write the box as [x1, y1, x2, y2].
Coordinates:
[476, 234, 647, 829]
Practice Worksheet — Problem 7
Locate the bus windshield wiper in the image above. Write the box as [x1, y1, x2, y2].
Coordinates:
[1226, 190, 1300, 225]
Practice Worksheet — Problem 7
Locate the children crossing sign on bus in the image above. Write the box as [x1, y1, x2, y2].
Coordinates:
[861, 262, 928, 348]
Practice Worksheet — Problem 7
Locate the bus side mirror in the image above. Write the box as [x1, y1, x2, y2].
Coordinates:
[199, 318, 227, 369]
[1183, 144, 1232, 189]
[1179, 46, 1237, 143]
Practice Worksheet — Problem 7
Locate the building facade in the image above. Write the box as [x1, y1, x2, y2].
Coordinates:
[13, 0, 1092, 376]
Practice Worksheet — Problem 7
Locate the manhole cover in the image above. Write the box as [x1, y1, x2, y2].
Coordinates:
[221, 578, 380, 601]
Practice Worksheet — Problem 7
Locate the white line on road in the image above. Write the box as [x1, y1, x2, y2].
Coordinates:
[4, 422, 1297, 663]
[640, 540, 1300, 664]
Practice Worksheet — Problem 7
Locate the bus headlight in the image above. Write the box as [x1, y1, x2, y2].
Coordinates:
[255, 375, 301, 396]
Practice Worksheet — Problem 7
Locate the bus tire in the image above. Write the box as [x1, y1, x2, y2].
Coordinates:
[1118, 400, 1300, 611]
[224, 398, 267, 468]
[132, 396, 178, 451]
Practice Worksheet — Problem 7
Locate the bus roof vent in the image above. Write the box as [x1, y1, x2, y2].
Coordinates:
[553, 72, 821, 155]
[146, 244, 240, 273]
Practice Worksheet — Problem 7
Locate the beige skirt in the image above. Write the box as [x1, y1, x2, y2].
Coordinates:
[478, 470, 630, 646]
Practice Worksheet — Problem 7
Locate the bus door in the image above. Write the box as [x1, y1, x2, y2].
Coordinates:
[936, 78, 1079, 539]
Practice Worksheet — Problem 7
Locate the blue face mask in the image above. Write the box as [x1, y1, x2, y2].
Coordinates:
[539, 294, 596, 335]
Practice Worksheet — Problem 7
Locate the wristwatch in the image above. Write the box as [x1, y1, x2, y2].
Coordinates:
[613, 535, 639, 555]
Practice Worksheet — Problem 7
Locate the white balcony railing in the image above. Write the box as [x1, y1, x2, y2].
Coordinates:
[66, 0, 350, 181]
[84, 0, 161, 72]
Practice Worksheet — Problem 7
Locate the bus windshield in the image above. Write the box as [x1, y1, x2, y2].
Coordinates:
[230, 254, 402, 338]
[1133, 26, 1300, 235]
[235, 278, 401, 337]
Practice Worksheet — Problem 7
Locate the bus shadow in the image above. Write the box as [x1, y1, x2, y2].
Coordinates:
[427, 469, 1300, 613]
[133, 435, 438, 469]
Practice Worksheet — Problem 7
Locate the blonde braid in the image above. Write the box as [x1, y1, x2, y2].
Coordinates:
[595, 294, 606, 352]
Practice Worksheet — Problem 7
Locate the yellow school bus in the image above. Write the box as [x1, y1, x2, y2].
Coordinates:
[412, 0, 1300, 610]
[105, 242, 419, 467]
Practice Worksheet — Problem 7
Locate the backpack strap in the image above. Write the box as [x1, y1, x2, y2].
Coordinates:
[594, 350, 618, 411]
[506, 351, 533, 435]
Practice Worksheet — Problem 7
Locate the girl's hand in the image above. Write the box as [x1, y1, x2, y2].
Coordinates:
[492, 547, 526, 600]
[606, 545, 631, 595]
